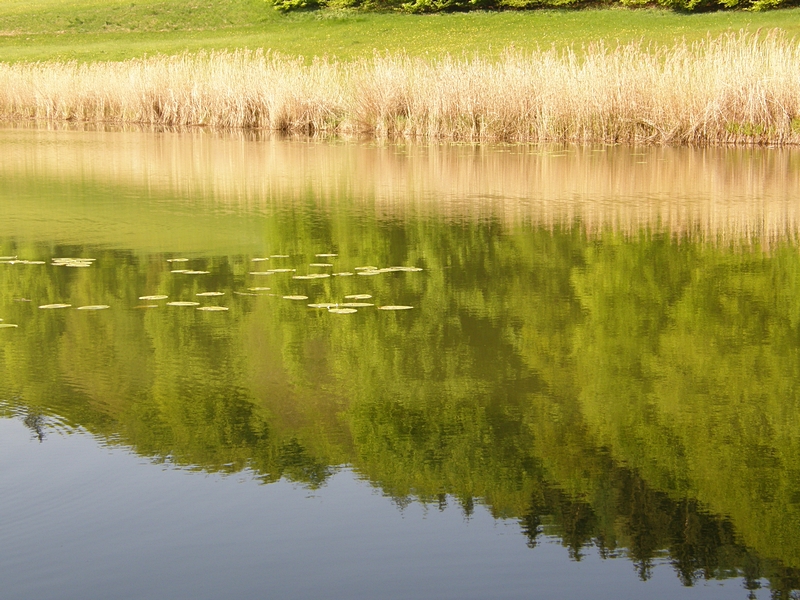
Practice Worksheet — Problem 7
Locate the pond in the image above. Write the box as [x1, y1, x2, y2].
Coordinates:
[1, 127, 800, 600]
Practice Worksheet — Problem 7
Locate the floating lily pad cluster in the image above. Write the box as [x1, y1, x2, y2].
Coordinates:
[257, 253, 421, 314]
[0, 251, 422, 330]
[0, 257, 46, 265]
[53, 257, 96, 268]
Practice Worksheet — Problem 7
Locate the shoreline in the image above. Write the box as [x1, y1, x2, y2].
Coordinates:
[1, 33, 799, 146]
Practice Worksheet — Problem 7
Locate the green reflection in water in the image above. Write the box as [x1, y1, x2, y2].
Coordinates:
[2, 130, 800, 596]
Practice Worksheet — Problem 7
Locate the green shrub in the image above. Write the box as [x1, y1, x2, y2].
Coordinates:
[269, 0, 800, 12]
[272, 0, 324, 12]
[401, 0, 497, 12]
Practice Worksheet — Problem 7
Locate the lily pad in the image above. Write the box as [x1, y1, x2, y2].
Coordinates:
[0, 323, 18, 329]
[139, 295, 169, 301]
[378, 305, 414, 310]
[315, 253, 338, 258]
[270, 254, 290, 258]
[328, 308, 357, 314]
[293, 274, 330, 280]
[249, 271, 274, 276]
[166, 258, 189, 263]
[341, 302, 374, 308]
[356, 271, 381, 276]
[53, 258, 94, 268]
[183, 270, 210, 275]
[39, 304, 71, 309]
[308, 303, 339, 309]
[77, 305, 110, 310]
[197, 306, 229, 312]
[251, 258, 270, 262]
[345, 294, 372, 300]
[309, 263, 333, 268]
[171, 269, 189, 273]
[196, 292, 224, 297]
[166, 301, 201, 307]
[269, 269, 296, 273]
[283, 295, 309, 301]
[247, 287, 271, 291]
[354, 266, 379, 271]
[332, 272, 354, 277]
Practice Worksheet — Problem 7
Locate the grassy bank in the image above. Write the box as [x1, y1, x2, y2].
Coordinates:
[1, 33, 798, 145]
[1, 1, 800, 61]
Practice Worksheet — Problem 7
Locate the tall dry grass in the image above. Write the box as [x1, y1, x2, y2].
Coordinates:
[1, 32, 799, 144]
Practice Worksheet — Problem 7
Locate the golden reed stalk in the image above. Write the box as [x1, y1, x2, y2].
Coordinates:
[1, 31, 799, 144]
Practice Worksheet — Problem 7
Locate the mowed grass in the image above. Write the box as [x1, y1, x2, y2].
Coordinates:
[1, 0, 800, 62]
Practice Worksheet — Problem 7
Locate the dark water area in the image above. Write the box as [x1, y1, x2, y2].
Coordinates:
[2, 128, 800, 599]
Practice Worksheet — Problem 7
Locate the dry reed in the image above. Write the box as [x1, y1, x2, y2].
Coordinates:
[1, 31, 799, 144]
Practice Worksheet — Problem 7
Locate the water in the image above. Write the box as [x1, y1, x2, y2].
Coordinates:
[1, 126, 800, 599]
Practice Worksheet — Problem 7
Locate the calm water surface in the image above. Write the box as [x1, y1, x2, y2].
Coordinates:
[2, 128, 800, 599]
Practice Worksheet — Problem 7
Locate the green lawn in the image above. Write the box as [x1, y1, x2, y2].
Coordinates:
[1, 0, 800, 62]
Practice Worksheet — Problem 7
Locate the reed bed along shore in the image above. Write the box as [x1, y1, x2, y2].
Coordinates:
[1, 32, 799, 145]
